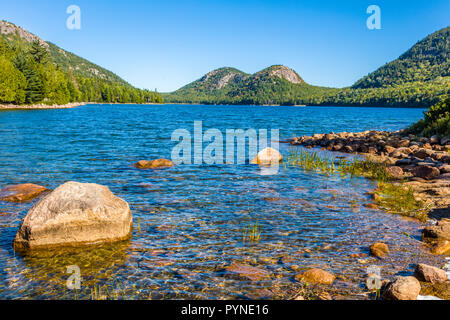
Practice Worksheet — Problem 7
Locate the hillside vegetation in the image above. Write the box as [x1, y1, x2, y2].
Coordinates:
[406, 97, 450, 137]
[0, 21, 163, 106]
[165, 27, 450, 107]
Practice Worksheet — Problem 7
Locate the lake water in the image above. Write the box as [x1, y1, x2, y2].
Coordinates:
[0, 104, 444, 300]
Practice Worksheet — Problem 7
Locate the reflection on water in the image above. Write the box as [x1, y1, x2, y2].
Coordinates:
[0, 105, 444, 300]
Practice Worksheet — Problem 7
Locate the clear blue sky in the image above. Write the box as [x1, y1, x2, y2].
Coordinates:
[1, 0, 448, 92]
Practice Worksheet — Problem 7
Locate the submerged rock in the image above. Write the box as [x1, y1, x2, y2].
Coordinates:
[13, 181, 132, 251]
[295, 268, 335, 285]
[382, 276, 421, 300]
[250, 147, 283, 165]
[223, 262, 269, 281]
[0, 184, 48, 203]
[369, 242, 389, 258]
[414, 263, 448, 284]
[134, 159, 174, 169]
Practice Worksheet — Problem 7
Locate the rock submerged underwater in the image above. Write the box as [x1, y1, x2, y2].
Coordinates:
[13, 181, 132, 251]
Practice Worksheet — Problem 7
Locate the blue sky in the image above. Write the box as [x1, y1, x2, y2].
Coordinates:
[0, 0, 448, 92]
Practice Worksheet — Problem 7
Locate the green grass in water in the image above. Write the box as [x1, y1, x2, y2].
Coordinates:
[285, 148, 390, 181]
[372, 182, 427, 221]
[242, 222, 262, 244]
[286, 148, 427, 220]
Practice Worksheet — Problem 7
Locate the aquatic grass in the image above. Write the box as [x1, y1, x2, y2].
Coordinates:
[285, 148, 428, 220]
[89, 282, 143, 300]
[242, 222, 262, 244]
[285, 148, 337, 175]
[336, 158, 391, 182]
[373, 182, 428, 221]
[285, 148, 391, 182]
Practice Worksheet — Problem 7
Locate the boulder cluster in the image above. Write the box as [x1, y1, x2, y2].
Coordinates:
[288, 131, 449, 175]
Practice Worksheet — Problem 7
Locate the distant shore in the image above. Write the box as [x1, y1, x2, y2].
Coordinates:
[0, 102, 429, 110]
[0, 102, 88, 110]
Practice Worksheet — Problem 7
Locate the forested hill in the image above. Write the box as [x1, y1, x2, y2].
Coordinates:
[165, 27, 450, 107]
[0, 21, 163, 105]
[353, 27, 449, 88]
[163, 65, 331, 105]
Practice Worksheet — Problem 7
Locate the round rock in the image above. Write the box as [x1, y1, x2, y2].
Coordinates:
[13, 181, 132, 251]
[382, 276, 421, 300]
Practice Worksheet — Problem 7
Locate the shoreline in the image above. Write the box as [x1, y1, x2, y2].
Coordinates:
[0, 102, 429, 109]
[0, 102, 88, 110]
[284, 130, 450, 255]
[285, 130, 450, 216]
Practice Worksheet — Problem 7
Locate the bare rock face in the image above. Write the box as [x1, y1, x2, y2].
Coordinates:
[382, 276, 421, 300]
[13, 182, 132, 251]
[250, 148, 283, 165]
[0, 184, 49, 203]
[134, 159, 174, 169]
[412, 165, 440, 180]
[268, 65, 304, 84]
[414, 264, 448, 284]
[370, 242, 390, 258]
[0, 21, 48, 47]
[295, 268, 335, 285]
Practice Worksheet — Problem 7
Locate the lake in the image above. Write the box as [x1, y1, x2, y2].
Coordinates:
[0, 104, 442, 300]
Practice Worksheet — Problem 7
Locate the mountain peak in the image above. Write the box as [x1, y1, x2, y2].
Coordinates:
[0, 20, 47, 47]
[197, 67, 248, 90]
[258, 65, 305, 84]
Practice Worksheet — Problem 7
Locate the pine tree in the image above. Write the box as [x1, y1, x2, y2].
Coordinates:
[29, 40, 49, 64]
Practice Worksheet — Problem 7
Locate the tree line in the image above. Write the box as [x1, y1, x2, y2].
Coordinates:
[0, 37, 163, 105]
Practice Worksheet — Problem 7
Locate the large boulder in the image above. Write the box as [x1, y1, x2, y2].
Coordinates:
[414, 264, 448, 284]
[412, 165, 440, 180]
[134, 159, 174, 169]
[295, 268, 335, 285]
[250, 147, 283, 165]
[382, 276, 421, 300]
[0, 184, 48, 203]
[13, 182, 132, 251]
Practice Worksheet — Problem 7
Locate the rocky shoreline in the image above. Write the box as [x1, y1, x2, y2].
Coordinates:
[285, 130, 450, 212]
[284, 130, 450, 254]
[0, 102, 88, 110]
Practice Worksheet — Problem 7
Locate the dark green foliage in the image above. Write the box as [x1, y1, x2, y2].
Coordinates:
[406, 97, 450, 137]
[29, 40, 49, 64]
[0, 21, 163, 106]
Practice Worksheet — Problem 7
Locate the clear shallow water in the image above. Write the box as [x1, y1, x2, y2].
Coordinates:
[0, 104, 444, 300]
